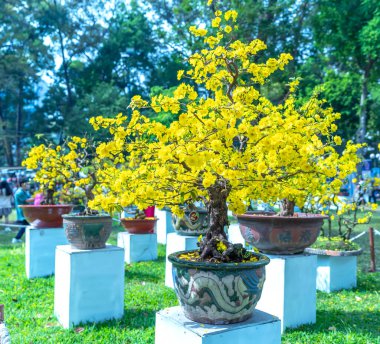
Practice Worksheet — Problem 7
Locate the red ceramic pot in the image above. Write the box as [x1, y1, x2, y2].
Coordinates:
[19, 204, 74, 228]
[120, 218, 157, 234]
[237, 212, 327, 255]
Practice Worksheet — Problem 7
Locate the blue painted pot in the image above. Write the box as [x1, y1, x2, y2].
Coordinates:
[168, 250, 270, 324]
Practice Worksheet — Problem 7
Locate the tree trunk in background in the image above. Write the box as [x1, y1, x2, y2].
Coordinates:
[356, 69, 369, 144]
[15, 82, 23, 166]
[0, 101, 14, 166]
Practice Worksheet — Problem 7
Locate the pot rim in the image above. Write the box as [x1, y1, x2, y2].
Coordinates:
[304, 247, 363, 256]
[19, 204, 75, 208]
[168, 249, 270, 270]
[237, 212, 328, 221]
[120, 218, 158, 222]
[62, 214, 112, 219]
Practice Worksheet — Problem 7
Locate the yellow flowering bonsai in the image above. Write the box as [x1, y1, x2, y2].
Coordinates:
[88, 8, 360, 262]
[23, 136, 101, 214]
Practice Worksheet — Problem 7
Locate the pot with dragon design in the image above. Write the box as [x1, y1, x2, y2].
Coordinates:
[172, 207, 209, 236]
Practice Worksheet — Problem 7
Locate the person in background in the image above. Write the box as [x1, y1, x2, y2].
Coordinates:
[12, 179, 34, 244]
[0, 178, 13, 231]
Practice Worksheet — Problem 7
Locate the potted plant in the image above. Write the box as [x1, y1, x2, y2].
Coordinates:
[234, 88, 362, 254]
[23, 136, 112, 249]
[21, 145, 74, 228]
[120, 209, 158, 234]
[87, 7, 360, 323]
[304, 181, 378, 292]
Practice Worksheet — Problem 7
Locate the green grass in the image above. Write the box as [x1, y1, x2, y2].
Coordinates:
[0, 213, 379, 343]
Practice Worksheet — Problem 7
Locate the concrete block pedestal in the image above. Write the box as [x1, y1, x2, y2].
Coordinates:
[54, 245, 124, 329]
[256, 253, 317, 332]
[315, 255, 358, 292]
[165, 233, 198, 288]
[25, 226, 68, 279]
[117, 232, 157, 263]
[155, 306, 281, 344]
[156, 209, 175, 244]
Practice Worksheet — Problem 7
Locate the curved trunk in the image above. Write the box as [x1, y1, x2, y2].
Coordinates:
[279, 198, 295, 216]
[199, 182, 231, 261]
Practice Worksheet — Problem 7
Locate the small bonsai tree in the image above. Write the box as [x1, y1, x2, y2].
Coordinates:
[23, 136, 102, 214]
[309, 177, 379, 251]
[89, 7, 360, 262]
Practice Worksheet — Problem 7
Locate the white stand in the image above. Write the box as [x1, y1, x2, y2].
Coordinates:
[155, 306, 281, 344]
[54, 245, 124, 329]
[165, 233, 198, 288]
[256, 254, 317, 332]
[156, 209, 175, 244]
[316, 255, 357, 292]
[227, 223, 246, 246]
[117, 232, 157, 263]
[25, 226, 68, 279]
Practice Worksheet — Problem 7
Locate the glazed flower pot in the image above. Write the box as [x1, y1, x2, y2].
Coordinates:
[19, 204, 74, 228]
[62, 214, 113, 249]
[237, 212, 327, 255]
[144, 206, 155, 217]
[172, 208, 209, 236]
[168, 249, 270, 324]
[120, 218, 157, 234]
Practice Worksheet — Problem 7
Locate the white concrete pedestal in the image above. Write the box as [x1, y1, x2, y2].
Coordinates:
[117, 232, 157, 263]
[227, 223, 246, 246]
[54, 245, 124, 329]
[256, 253, 317, 332]
[25, 226, 68, 279]
[165, 233, 198, 288]
[316, 255, 357, 292]
[156, 209, 175, 244]
[155, 306, 281, 344]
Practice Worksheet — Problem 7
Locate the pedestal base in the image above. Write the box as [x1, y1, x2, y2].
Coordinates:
[228, 223, 246, 246]
[155, 306, 281, 344]
[316, 255, 357, 292]
[117, 232, 157, 263]
[165, 233, 198, 288]
[256, 254, 317, 332]
[156, 209, 175, 244]
[54, 245, 124, 329]
[25, 226, 68, 279]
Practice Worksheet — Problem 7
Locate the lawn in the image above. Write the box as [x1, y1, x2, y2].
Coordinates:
[0, 213, 379, 343]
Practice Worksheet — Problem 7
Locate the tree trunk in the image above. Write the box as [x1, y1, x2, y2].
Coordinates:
[279, 198, 295, 216]
[199, 181, 230, 261]
[356, 69, 369, 144]
[0, 101, 14, 166]
[15, 81, 23, 166]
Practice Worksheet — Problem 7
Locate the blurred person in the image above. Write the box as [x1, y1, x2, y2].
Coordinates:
[0, 178, 13, 231]
[12, 179, 34, 244]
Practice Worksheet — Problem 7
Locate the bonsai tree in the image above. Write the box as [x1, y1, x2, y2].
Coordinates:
[89, 8, 360, 262]
[309, 177, 379, 251]
[23, 136, 102, 214]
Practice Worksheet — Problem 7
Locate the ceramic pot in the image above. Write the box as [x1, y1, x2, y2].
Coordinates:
[304, 247, 363, 257]
[172, 208, 209, 236]
[168, 249, 270, 324]
[237, 212, 327, 255]
[62, 214, 113, 249]
[120, 218, 157, 234]
[19, 204, 74, 228]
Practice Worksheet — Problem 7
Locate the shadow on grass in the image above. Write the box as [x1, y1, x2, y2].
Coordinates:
[356, 272, 380, 292]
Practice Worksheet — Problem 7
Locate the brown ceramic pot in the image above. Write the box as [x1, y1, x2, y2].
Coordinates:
[19, 204, 74, 228]
[120, 218, 157, 234]
[62, 214, 113, 249]
[237, 212, 327, 255]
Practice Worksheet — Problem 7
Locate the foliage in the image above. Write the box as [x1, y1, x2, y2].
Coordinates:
[311, 236, 361, 252]
[22, 136, 100, 209]
[86, 7, 361, 262]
